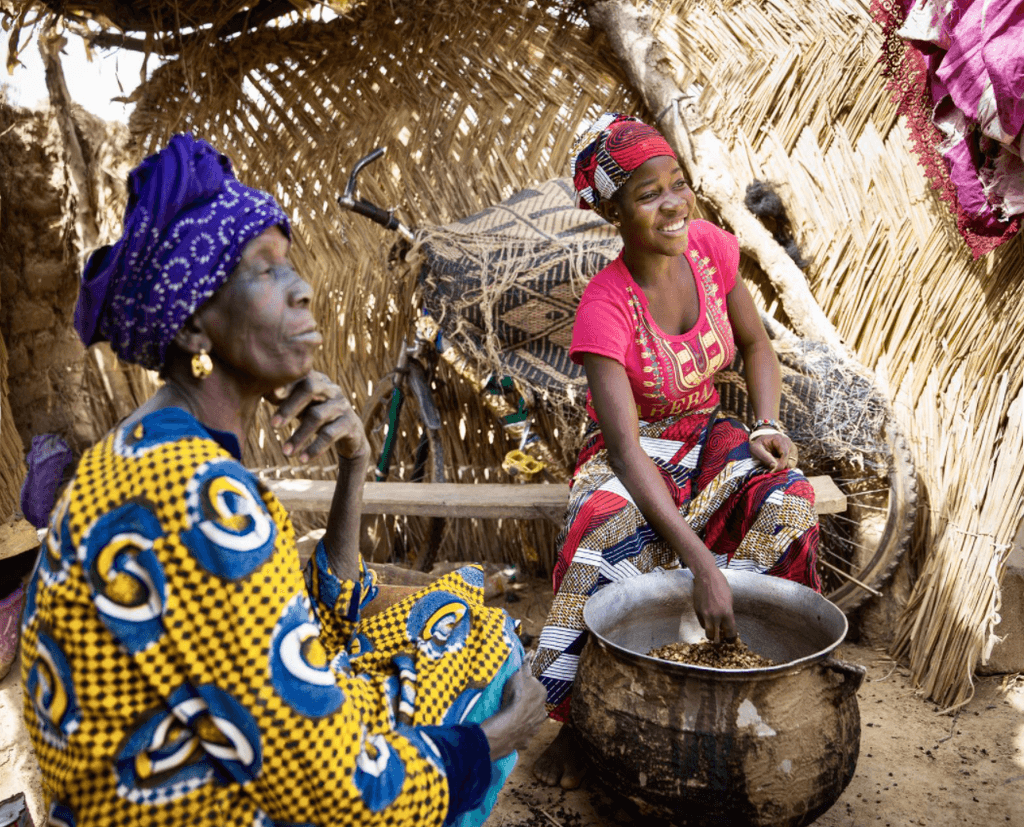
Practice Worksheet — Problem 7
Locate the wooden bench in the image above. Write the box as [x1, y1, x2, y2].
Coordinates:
[267, 475, 845, 524]
[4, 479, 846, 600]
[0, 477, 842, 564]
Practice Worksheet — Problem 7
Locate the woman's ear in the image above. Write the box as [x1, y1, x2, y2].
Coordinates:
[172, 313, 211, 356]
[597, 201, 621, 228]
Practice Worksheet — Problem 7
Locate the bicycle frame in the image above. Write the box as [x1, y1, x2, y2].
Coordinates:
[371, 326, 442, 483]
[338, 148, 567, 484]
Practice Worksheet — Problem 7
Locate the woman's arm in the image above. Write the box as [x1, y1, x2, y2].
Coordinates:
[270, 371, 370, 581]
[726, 278, 794, 472]
[584, 353, 737, 642]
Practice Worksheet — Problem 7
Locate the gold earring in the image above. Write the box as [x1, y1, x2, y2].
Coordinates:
[191, 349, 213, 380]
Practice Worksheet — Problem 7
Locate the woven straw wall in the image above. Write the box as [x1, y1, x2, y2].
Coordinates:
[66, 0, 1023, 707]
[126, 0, 640, 573]
[644, 0, 1023, 709]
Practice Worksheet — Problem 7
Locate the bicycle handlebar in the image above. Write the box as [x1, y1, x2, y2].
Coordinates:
[343, 147, 387, 200]
[349, 198, 404, 232]
[337, 146, 415, 242]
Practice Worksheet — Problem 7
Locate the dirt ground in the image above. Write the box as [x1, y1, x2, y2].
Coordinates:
[2, 576, 1022, 826]
[488, 651, 1023, 827]
[487, 578, 1024, 827]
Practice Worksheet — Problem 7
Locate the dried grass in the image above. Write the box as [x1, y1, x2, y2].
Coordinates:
[36, 0, 1024, 705]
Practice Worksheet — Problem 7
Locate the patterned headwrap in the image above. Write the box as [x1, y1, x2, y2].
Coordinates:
[569, 112, 677, 211]
[74, 134, 291, 370]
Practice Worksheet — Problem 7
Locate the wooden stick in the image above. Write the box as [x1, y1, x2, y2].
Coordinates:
[585, 0, 846, 353]
[0, 520, 42, 562]
[817, 557, 883, 598]
[38, 30, 100, 255]
[268, 476, 844, 519]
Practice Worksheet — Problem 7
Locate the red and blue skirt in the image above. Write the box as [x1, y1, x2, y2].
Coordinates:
[532, 409, 821, 721]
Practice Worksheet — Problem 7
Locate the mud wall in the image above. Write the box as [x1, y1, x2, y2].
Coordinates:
[0, 94, 133, 461]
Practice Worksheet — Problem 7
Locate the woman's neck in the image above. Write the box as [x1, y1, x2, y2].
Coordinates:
[621, 247, 684, 288]
[132, 371, 260, 450]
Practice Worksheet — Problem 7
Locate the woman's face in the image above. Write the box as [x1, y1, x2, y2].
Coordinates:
[605, 155, 695, 258]
[198, 226, 322, 391]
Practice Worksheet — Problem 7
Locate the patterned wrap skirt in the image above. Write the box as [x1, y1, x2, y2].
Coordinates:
[532, 409, 821, 721]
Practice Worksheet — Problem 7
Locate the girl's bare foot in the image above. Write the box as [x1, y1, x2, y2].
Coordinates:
[531, 724, 588, 789]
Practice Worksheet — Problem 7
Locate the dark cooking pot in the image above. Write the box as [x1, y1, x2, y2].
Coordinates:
[572, 569, 864, 827]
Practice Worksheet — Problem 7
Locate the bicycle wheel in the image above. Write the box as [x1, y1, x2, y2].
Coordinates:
[360, 363, 446, 571]
[715, 339, 917, 614]
[810, 422, 917, 613]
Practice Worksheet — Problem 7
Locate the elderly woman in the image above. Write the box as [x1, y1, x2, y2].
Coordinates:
[531, 113, 821, 788]
[20, 134, 546, 827]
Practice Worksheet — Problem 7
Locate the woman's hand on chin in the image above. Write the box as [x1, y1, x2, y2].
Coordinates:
[268, 371, 370, 462]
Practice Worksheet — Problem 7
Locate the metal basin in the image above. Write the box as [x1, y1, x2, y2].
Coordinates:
[572, 569, 864, 826]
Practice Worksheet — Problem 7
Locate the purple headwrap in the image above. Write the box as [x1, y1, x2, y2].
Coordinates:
[570, 112, 677, 211]
[74, 134, 291, 369]
[20, 434, 74, 529]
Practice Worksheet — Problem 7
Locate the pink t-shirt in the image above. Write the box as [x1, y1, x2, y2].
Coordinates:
[570, 219, 739, 422]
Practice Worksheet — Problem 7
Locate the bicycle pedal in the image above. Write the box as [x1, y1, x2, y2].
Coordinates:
[502, 449, 545, 480]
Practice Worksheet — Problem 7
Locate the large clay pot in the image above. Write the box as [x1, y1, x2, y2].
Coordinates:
[572, 569, 864, 826]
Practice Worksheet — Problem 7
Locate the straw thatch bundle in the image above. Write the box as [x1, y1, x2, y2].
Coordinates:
[121, 0, 641, 573]
[1, 0, 353, 67]
[5, 0, 268, 34]
[6, 0, 1021, 708]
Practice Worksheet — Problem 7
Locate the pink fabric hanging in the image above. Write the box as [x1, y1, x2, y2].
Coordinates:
[873, 0, 1023, 256]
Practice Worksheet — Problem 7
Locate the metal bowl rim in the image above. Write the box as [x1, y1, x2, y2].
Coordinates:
[582, 568, 849, 677]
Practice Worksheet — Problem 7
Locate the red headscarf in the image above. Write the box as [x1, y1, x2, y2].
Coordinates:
[570, 112, 677, 211]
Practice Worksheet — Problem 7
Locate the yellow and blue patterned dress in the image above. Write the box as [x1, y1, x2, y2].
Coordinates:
[21, 407, 522, 827]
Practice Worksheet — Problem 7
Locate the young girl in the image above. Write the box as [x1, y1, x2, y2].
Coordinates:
[531, 113, 821, 788]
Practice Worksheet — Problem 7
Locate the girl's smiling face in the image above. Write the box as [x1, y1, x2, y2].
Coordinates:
[601, 155, 696, 259]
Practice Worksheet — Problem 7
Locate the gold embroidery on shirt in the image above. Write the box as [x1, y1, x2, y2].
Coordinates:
[628, 248, 735, 417]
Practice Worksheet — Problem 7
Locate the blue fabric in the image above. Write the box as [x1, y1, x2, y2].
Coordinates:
[114, 407, 243, 460]
[74, 134, 290, 369]
[438, 636, 524, 827]
[416, 725, 491, 826]
[309, 538, 378, 619]
[20, 434, 74, 529]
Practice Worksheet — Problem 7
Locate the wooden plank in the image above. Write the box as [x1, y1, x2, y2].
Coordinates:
[0, 477, 844, 564]
[270, 480, 569, 525]
[268, 475, 846, 521]
[810, 475, 847, 515]
[0, 519, 43, 562]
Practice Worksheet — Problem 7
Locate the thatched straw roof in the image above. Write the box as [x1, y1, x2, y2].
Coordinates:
[19, 0, 275, 33]
[6, 0, 1023, 710]
[1, 0, 351, 69]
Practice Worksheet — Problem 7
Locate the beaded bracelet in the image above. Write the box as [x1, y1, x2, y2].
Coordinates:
[750, 417, 783, 433]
